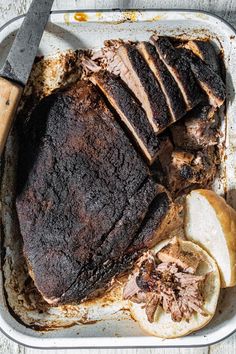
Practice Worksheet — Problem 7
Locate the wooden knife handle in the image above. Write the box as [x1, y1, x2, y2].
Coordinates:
[0, 77, 23, 155]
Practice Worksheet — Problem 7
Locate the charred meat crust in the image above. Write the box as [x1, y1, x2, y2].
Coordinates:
[184, 40, 221, 74]
[181, 48, 226, 107]
[128, 186, 178, 251]
[137, 41, 186, 122]
[117, 44, 172, 132]
[170, 103, 218, 150]
[16, 81, 175, 305]
[61, 182, 177, 304]
[91, 70, 160, 164]
[58, 178, 159, 304]
[159, 148, 217, 194]
[150, 36, 203, 110]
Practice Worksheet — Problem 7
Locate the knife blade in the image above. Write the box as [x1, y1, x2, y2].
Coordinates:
[0, 0, 54, 156]
[0, 0, 54, 86]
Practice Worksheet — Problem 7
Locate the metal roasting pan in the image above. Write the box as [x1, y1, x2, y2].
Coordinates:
[0, 8, 236, 349]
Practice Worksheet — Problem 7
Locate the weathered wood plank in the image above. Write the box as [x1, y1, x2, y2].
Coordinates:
[1, 0, 236, 27]
[0, 334, 24, 354]
[210, 332, 236, 353]
[23, 348, 209, 354]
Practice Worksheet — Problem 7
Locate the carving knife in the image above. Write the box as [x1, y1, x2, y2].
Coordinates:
[0, 0, 54, 155]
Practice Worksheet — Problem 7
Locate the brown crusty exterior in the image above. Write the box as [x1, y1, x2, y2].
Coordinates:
[16, 80, 176, 305]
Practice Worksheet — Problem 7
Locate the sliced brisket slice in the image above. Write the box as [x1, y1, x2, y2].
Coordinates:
[150, 36, 203, 110]
[117, 44, 172, 133]
[16, 80, 174, 305]
[181, 48, 226, 107]
[91, 70, 160, 164]
[128, 185, 180, 251]
[137, 41, 186, 122]
[183, 40, 220, 73]
[170, 103, 219, 150]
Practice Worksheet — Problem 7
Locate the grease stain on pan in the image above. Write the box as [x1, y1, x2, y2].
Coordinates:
[122, 11, 138, 22]
[98, 12, 138, 25]
[147, 14, 167, 22]
[195, 12, 209, 20]
[96, 12, 104, 20]
[30, 321, 79, 332]
[64, 13, 70, 26]
[74, 12, 88, 22]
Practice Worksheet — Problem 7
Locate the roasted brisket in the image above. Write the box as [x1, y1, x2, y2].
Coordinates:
[137, 41, 186, 122]
[117, 44, 172, 133]
[91, 70, 161, 164]
[150, 36, 203, 110]
[16, 81, 175, 305]
[128, 185, 179, 251]
[170, 103, 219, 150]
[181, 48, 226, 107]
[183, 40, 220, 73]
[159, 148, 217, 194]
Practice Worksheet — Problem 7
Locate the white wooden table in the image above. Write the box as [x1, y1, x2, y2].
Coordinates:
[0, 0, 236, 353]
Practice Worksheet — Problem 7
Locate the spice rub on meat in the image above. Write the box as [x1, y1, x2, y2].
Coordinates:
[150, 36, 203, 110]
[91, 70, 161, 164]
[137, 41, 186, 122]
[123, 238, 207, 323]
[159, 147, 217, 195]
[180, 48, 226, 108]
[170, 103, 219, 150]
[183, 39, 221, 73]
[16, 81, 177, 305]
[117, 44, 173, 133]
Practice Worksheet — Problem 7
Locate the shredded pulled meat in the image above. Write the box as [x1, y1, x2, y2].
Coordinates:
[123, 240, 207, 323]
[80, 39, 130, 77]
